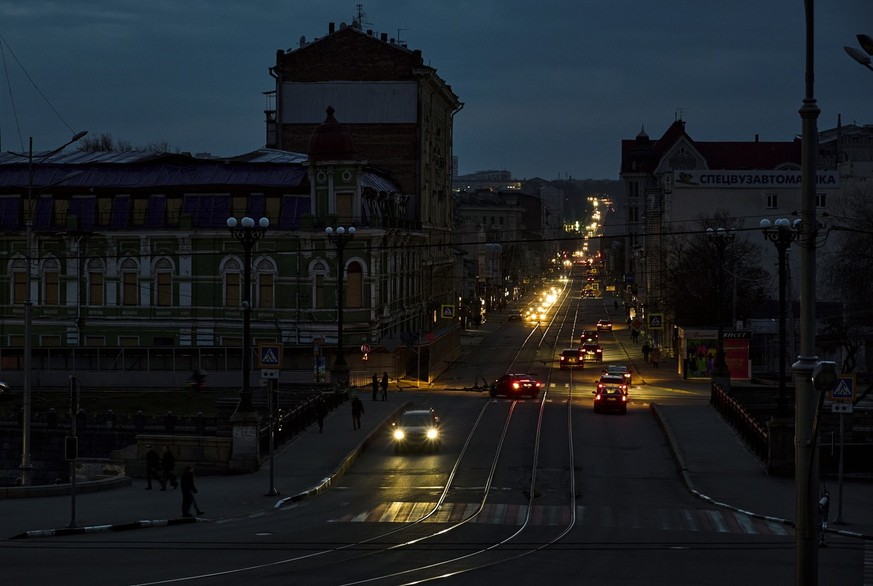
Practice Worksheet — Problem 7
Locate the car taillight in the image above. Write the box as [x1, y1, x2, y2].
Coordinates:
[512, 382, 520, 390]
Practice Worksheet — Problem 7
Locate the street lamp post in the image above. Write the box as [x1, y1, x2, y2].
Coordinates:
[325, 226, 355, 387]
[18, 131, 87, 486]
[226, 216, 270, 415]
[705, 227, 735, 384]
[795, 1, 823, 582]
[760, 218, 800, 418]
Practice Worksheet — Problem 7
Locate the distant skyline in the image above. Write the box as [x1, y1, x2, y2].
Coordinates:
[1, 1, 870, 180]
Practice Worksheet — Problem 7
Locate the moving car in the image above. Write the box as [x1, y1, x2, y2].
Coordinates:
[597, 374, 628, 392]
[602, 364, 632, 385]
[392, 409, 441, 453]
[507, 310, 523, 321]
[491, 373, 543, 399]
[581, 342, 603, 362]
[559, 348, 584, 369]
[596, 318, 613, 331]
[580, 329, 598, 344]
[593, 383, 629, 414]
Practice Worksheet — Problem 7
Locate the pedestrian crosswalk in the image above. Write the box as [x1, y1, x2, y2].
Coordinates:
[331, 501, 794, 536]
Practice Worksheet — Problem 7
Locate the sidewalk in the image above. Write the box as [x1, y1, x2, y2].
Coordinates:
[0, 394, 409, 539]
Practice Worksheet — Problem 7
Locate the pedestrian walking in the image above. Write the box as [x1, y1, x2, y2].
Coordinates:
[651, 347, 661, 368]
[145, 445, 160, 490]
[316, 397, 327, 433]
[180, 466, 204, 517]
[642, 342, 651, 362]
[351, 396, 364, 430]
[380, 372, 389, 401]
[371, 373, 379, 401]
[161, 446, 178, 490]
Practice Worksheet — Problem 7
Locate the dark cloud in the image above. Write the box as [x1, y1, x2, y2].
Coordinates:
[1, 1, 869, 178]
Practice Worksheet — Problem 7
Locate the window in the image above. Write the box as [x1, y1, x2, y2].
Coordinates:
[88, 260, 104, 306]
[766, 193, 778, 209]
[225, 272, 240, 308]
[154, 258, 173, 306]
[120, 258, 139, 306]
[156, 272, 172, 306]
[816, 193, 827, 208]
[336, 192, 353, 223]
[12, 260, 27, 304]
[44, 259, 60, 305]
[256, 257, 275, 309]
[346, 261, 363, 308]
[119, 336, 139, 347]
[628, 206, 639, 223]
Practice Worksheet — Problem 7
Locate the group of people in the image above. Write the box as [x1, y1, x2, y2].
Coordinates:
[371, 372, 389, 401]
[145, 445, 204, 517]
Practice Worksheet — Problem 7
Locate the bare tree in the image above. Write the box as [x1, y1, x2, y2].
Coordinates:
[77, 132, 172, 153]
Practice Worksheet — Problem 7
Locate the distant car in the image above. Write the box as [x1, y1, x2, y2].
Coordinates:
[580, 329, 599, 344]
[582, 289, 596, 299]
[559, 348, 584, 369]
[596, 319, 613, 331]
[491, 373, 543, 399]
[602, 365, 632, 386]
[508, 310, 523, 321]
[597, 374, 627, 391]
[581, 342, 603, 362]
[392, 409, 441, 453]
[593, 382, 628, 414]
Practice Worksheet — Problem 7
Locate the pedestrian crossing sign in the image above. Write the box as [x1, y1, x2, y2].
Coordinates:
[830, 375, 855, 403]
[258, 344, 282, 369]
[441, 304, 455, 319]
[648, 313, 663, 331]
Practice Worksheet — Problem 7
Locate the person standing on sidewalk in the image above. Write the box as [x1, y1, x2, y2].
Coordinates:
[145, 445, 160, 490]
[380, 372, 389, 401]
[180, 466, 204, 517]
[161, 446, 178, 490]
[351, 396, 364, 430]
[642, 342, 651, 363]
[651, 346, 660, 368]
[371, 373, 379, 401]
[316, 397, 327, 433]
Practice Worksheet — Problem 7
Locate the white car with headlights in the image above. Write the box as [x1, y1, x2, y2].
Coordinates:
[392, 409, 441, 453]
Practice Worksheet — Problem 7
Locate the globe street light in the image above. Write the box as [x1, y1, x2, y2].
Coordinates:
[843, 33, 873, 72]
[325, 226, 355, 387]
[16, 130, 87, 486]
[705, 227, 735, 383]
[760, 218, 801, 418]
[226, 216, 270, 415]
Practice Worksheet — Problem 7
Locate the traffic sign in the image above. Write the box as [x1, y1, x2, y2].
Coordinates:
[260, 369, 279, 379]
[441, 304, 455, 318]
[831, 403, 853, 414]
[258, 344, 282, 369]
[830, 375, 855, 403]
[360, 344, 371, 354]
[648, 313, 663, 331]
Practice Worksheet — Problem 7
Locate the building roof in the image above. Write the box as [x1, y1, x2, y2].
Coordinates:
[620, 119, 802, 174]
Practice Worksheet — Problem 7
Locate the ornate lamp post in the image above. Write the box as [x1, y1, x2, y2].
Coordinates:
[15, 131, 87, 486]
[705, 228, 735, 383]
[325, 226, 355, 387]
[226, 216, 270, 415]
[760, 218, 800, 417]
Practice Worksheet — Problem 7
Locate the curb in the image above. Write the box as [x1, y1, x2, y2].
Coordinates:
[0, 476, 132, 499]
[11, 515, 199, 539]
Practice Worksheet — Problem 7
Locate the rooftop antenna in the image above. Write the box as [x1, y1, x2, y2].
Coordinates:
[354, 4, 372, 29]
[397, 28, 408, 45]
[675, 108, 687, 122]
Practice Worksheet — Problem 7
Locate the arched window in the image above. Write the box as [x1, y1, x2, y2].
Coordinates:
[255, 257, 276, 309]
[346, 261, 363, 308]
[87, 258, 105, 306]
[310, 260, 328, 309]
[120, 258, 139, 306]
[222, 257, 241, 308]
[43, 258, 61, 305]
[154, 257, 174, 307]
[11, 258, 27, 304]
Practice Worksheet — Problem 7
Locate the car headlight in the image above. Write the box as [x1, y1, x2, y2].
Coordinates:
[393, 429, 405, 440]
[426, 428, 438, 440]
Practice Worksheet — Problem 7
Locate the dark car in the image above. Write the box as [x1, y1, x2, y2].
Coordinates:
[602, 365, 632, 386]
[596, 319, 613, 331]
[581, 342, 603, 362]
[559, 348, 583, 369]
[580, 329, 599, 344]
[491, 373, 543, 399]
[392, 409, 441, 453]
[507, 310, 523, 321]
[593, 380, 628, 414]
